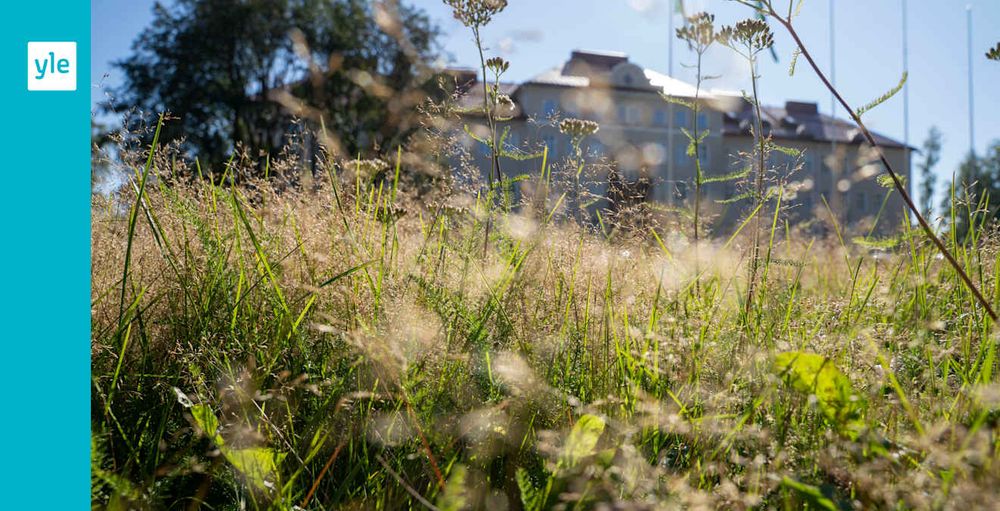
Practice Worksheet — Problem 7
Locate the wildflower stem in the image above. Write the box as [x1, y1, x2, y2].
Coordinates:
[693, 49, 703, 293]
[473, 25, 498, 257]
[746, 52, 768, 324]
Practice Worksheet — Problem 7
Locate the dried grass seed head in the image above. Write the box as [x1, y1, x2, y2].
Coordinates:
[486, 56, 510, 74]
[559, 118, 600, 139]
[443, 0, 508, 28]
[719, 19, 774, 55]
[344, 158, 389, 179]
[676, 12, 718, 51]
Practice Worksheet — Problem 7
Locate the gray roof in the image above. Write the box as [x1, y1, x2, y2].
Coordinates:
[723, 102, 908, 149]
[524, 66, 702, 97]
[448, 50, 909, 150]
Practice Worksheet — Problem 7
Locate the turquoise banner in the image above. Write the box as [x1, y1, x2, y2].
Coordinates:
[0, 1, 90, 506]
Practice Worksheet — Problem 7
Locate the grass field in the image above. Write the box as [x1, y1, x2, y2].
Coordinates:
[89, 0, 1000, 507]
[89, 118, 1000, 509]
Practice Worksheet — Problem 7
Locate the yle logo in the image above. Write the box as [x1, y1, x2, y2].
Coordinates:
[27, 42, 76, 91]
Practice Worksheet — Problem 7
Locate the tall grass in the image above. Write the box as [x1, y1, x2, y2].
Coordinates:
[90, 3, 1000, 510]
[91, 125, 1000, 509]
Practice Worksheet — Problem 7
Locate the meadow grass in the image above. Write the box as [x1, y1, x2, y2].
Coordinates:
[90, 116, 1000, 510]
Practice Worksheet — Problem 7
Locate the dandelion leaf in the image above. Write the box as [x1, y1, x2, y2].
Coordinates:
[437, 464, 469, 511]
[222, 446, 285, 492]
[561, 414, 605, 467]
[516, 468, 546, 511]
[190, 404, 222, 445]
[189, 402, 283, 491]
[780, 476, 843, 511]
[773, 351, 865, 437]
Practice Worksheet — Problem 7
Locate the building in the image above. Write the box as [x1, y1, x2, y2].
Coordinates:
[450, 49, 911, 235]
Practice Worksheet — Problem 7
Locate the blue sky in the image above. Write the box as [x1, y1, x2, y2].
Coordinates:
[92, 0, 1000, 208]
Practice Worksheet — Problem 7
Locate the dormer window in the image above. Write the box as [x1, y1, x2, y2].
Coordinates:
[610, 61, 651, 90]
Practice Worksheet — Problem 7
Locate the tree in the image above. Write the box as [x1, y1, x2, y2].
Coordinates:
[108, 0, 441, 173]
[917, 126, 942, 220]
[945, 142, 1000, 241]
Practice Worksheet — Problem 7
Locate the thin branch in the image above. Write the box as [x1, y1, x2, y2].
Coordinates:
[754, 1, 997, 321]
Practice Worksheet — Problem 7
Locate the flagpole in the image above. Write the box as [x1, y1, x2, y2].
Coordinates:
[666, 0, 678, 205]
[828, 0, 843, 221]
[967, 4, 975, 157]
[829, 0, 836, 119]
[902, 0, 910, 204]
[668, 1, 674, 78]
[902, 0, 909, 150]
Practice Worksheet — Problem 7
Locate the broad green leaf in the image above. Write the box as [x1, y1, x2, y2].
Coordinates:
[437, 464, 469, 511]
[516, 468, 545, 511]
[187, 402, 285, 491]
[222, 446, 285, 492]
[780, 476, 842, 510]
[561, 414, 606, 467]
[595, 447, 617, 467]
[106, 492, 128, 511]
[190, 404, 222, 445]
[773, 352, 865, 437]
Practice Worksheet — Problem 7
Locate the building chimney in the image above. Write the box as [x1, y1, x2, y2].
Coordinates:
[566, 49, 629, 74]
[785, 101, 818, 117]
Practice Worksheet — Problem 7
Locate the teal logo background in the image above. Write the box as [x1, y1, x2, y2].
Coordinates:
[1, 2, 90, 507]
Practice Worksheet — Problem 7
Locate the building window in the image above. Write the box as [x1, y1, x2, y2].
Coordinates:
[618, 105, 640, 125]
[673, 143, 709, 168]
[697, 112, 709, 129]
[674, 109, 688, 128]
[674, 143, 688, 167]
[628, 106, 641, 125]
[542, 100, 557, 117]
[653, 109, 667, 127]
[697, 144, 710, 167]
